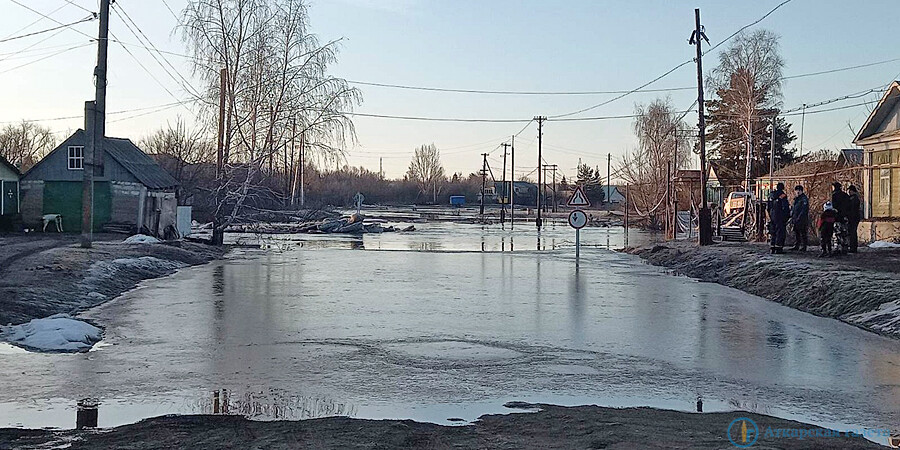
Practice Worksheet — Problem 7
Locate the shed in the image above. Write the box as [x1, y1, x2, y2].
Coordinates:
[20, 130, 178, 235]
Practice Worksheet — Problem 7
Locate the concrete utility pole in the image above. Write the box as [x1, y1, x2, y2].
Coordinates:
[690, 8, 713, 245]
[799, 103, 807, 158]
[81, 0, 110, 248]
[549, 164, 558, 213]
[480, 153, 488, 217]
[510, 135, 515, 229]
[607, 153, 611, 207]
[500, 143, 510, 224]
[534, 116, 546, 229]
[379, 157, 383, 179]
[770, 115, 776, 192]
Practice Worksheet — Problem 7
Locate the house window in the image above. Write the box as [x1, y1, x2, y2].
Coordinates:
[880, 168, 890, 203]
[68, 146, 84, 170]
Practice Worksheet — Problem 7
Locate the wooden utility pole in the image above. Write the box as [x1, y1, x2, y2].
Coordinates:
[299, 130, 306, 207]
[691, 8, 713, 245]
[534, 116, 546, 229]
[81, 0, 110, 248]
[666, 161, 672, 239]
[500, 143, 510, 224]
[379, 157, 383, 179]
[510, 135, 515, 229]
[480, 153, 488, 217]
[213, 67, 226, 245]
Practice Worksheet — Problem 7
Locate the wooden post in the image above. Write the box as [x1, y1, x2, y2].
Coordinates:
[212, 67, 226, 245]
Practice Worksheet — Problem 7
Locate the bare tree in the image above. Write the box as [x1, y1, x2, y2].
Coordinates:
[708, 29, 785, 189]
[0, 121, 57, 171]
[406, 144, 446, 204]
[618, 98, 691, 226]
[181, 0, 361, 242]
[141, 119, 216, 204]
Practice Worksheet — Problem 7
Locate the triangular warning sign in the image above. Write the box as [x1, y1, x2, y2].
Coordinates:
[567, 185, 591, 207]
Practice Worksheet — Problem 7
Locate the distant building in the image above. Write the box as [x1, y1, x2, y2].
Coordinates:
[600, 185, 626, 204]
[484, 180, 538, 206]
[854, 80, 900, 241]
[707, 160, 744, 208]
[20, 130, 179, 235]
[0, 155, 20, 230]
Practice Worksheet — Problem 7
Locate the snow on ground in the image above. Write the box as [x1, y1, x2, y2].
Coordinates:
[868, 240, 900, 249]
[80, 256, 187, 291]
[845, 301, 900, 336]
[1, 314, 102, 352]
[123, 234, 161, 244]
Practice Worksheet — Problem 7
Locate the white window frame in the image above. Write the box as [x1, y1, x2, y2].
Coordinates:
[68, 146, 84, 170]
[880, 168, 890, 203]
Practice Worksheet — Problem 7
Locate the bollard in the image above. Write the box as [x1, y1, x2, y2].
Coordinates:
[76, 398, 99, 429]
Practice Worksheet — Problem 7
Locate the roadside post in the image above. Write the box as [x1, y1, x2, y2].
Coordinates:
[566, 186, 591, 264]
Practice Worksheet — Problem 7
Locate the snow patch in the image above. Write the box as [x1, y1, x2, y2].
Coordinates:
[81, 256, 187, 291]
[868, 240, 900, 249]
[845, 301, 900, 335]
[1, 314, 102, 352]
[123, 234, 161, 244]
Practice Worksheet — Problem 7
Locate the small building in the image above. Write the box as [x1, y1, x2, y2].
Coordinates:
[600, 185, 626, 204]
[20, 130, 178, 235]
[854, 81, 900, 241]
[0, 155, 20, 230]
[486, 180, 538, 206]
[707, 160, 744, 208]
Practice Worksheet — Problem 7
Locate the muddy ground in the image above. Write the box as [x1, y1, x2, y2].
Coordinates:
[625, 240, 900, 338]
[0, 404, 884, 450]
[0, 233, 225, 326]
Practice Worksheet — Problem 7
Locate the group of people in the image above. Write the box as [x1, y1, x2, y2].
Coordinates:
[767, 181, 861, 257]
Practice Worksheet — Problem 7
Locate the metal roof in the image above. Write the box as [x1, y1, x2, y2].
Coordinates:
[0, 154, 20, 176]
[104, 136, 178, 189]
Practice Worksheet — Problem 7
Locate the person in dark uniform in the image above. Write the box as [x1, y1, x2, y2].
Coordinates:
[790, 185, 809, 251]
[768, 182, 790, 254]
[831, 182, 851, 255]
[847, 185, 862, 253]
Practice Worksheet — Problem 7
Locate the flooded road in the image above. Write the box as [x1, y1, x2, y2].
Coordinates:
[1, 223, 898, 441]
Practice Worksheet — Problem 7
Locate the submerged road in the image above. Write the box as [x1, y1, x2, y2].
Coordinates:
[0, 224, 897, 440]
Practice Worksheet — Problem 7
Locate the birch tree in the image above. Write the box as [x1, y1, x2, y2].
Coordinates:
[406, 144, 445, 204]
[181, 0, 360, 243]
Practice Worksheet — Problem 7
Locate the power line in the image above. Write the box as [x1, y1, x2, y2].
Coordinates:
[8, 0, 95, 40]
[0, 15, 95, 44]
[345, 79, 695, 96]
[549, 0, 794, 119]
[112, 3, 204, 101]
[0, 42, 92, 75]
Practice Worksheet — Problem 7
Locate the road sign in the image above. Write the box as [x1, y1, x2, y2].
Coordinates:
[567, 185, 591, 207]
[568, 209, 588, 229]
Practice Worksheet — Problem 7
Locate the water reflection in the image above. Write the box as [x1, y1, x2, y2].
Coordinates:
[200, 388, 357, 420]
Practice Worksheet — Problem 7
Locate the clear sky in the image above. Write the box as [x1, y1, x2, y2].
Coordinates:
[0, 0, 897, 180]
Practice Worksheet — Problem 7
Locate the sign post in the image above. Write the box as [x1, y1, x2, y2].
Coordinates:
[353, 192, 365, 215]
[566, 185, 591, 264]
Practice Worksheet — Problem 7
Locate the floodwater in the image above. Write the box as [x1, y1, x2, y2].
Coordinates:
[1, 222, 898, 444]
